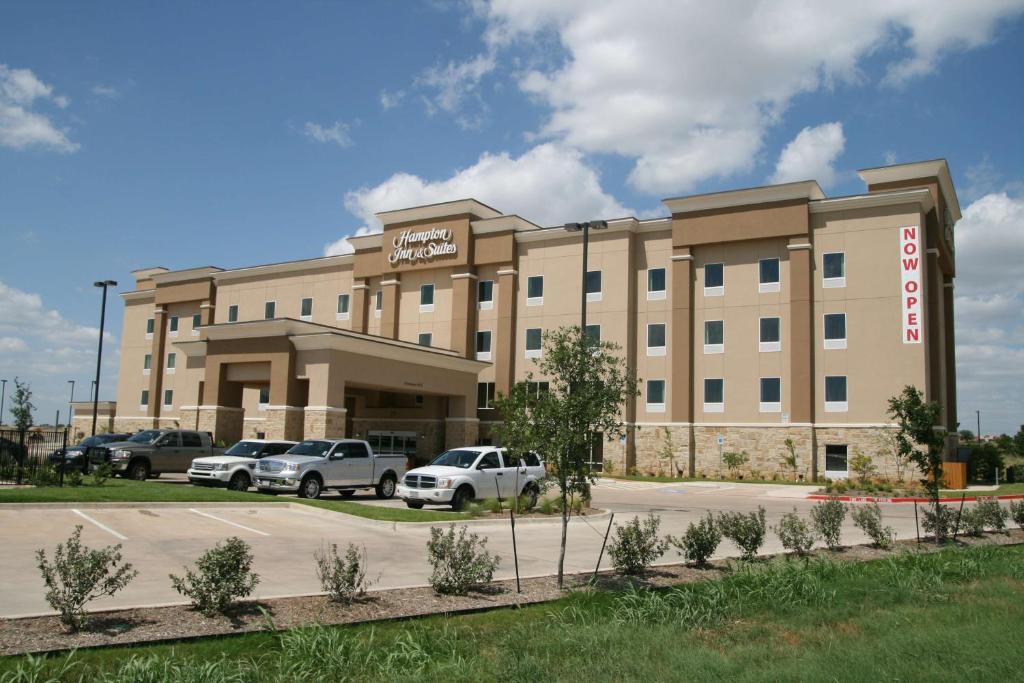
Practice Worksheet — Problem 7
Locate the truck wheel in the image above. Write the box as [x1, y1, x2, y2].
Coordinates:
[451, 485, 473, 511]
[406, 500, 425, 509]
[227, 471, 250, 492]
[375, 474, 397, 499]
[298, 475, 322, 499]
[126, 460, 149, 481]
[521, 484, 539, 510]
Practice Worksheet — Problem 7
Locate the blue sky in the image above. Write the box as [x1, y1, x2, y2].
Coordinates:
[2, 1, 1023, 435]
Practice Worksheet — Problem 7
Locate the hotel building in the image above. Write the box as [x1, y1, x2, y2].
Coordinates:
[82, 159, 960, 479]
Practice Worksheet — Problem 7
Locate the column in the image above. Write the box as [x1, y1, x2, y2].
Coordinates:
[788, 239, 817, 478]
[196, 361, 243, 443]
[381, 276, 400, 339]
[199, 300, 215, 326]
[450, 272, 477, 358]
[943, 279, 957, 436]
[147, 306, 167, 421]
[669, 249, 695, 475]
[351, 280, 370, 334]
[494, 266, 517, 396]
[264, 347, 305, 441]
[445, 392, 480, 449]
[304, 351, 347, 438]
[926, 249, 945, 421]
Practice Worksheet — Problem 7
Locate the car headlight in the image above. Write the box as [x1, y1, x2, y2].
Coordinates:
[112, 449, 131, 460]
[437, 477, 454, 489]
[216, 463, 230, 471]
[281, 463, 300, 473]
[66, 449, 83, 457]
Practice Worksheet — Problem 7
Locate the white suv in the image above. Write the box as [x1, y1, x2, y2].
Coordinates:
[188, 439, 296, 491]
[397, 447, 546, 510]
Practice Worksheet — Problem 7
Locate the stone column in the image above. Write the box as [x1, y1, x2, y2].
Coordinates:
[381, 276, 400, 339]
[788, 239, 816, 479]
[304, 350, 347, 438]
[494, 266, 517, 396]
[147, 306, 167, 420]
[264, 407, 304, 441]
[197, 406, 243, 444]
[351, 280, 370, 334]
[450, 272, 477, 358]
[445, 392, 479, 448]
[669, 249, 695, 475]
[943, 279, 957, 435]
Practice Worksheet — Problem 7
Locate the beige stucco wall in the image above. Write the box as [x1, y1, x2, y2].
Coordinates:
[396, 267, 454, 349]
[114, 297, 156, 421]
[214, 263, 354, 328]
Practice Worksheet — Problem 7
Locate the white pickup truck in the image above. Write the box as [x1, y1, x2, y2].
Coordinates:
[187, 439, 297, 491]
[253, 438, 406, 500]
[397, 446, 546, 510]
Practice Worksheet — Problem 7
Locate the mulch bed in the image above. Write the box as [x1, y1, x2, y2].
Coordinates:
[3, 530, 1021, 657]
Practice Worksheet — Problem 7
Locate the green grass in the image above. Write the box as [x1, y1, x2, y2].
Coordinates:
[603, 474, 820, 486]
[941, 482, 1024, 498]
[3, 544, 1022, 681]
[0, 479, 462, 523]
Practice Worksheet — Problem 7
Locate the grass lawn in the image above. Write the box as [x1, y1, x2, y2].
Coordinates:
[3, 544, 1022, 681]
[941, 482, 1024, 498]
[602, 473, 819, 486]
[0, 478, 461, 523]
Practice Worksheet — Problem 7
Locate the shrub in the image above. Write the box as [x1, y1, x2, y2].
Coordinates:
[426, 524, 500, 595]
[31, 464, 60, 487]
[64, 469, 83, 487]
[1010, 500, 1024, 530]
[974, 498, 1009, 532]
[314, 543, 372, 604]
[717, 507, 767, 561]
[722, 451, 749, 474]
[170, 537, 260, 615]
[850, 503, 895, 549]
[35, 525, 137, 631]
[957, 507, 986, 537]
[90, 462, 112, 486]
[607, 513, 669, 575]
[774, 510, 816, 556]
[849, 450, 877, 487]
[921, 504, 957, 542]
[668, 512, 721, 568]
[810, 498, 846, 550]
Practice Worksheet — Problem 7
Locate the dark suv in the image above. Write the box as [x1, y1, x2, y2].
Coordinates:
[49, 433, 130, 473]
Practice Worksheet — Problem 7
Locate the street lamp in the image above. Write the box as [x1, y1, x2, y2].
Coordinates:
[0, 378, 6, 428]
[67, 380, 75, 437]
[91, 280, 117, 436]
[563, 220, 607, 333]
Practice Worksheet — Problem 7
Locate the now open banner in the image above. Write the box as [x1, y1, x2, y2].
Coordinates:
[900, 225, 923, 343]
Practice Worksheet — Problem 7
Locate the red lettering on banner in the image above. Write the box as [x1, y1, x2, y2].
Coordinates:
[906, 329, 919, 342]
[908, 313, 918, 325]
[899, 225, 922, 345]
[906, 296, 918, 308]
[904, 242, 917, 255]
[902, 257, 919, 270]
[905, 280, 918, 293]
[902, 227, 917, 240]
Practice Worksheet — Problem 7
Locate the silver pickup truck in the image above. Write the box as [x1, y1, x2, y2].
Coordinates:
[254, 438, 407, 500]
[103, 429, 226, 480]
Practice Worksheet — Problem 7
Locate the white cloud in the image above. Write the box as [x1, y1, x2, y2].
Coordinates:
[90, 84, 120, 98]
[0, 337, 29, 353]
[0, 64, 78, 152]
[770, 122, 846, 187]
[379, 89, 405, 110]
[468, 0, 1024, 194]
[416, 52, 496, 128]
[324, 226, 376, 257]
[302, 120, 353, 147]
[325, 142, 631, 254]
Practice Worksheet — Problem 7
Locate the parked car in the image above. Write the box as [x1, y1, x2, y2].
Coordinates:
[48, 433, 130, 473]
[254, 438, 406, 500]
[187, 439, 296, 491]
[397, 447, 546, 510]
[103, 429, 226, 480]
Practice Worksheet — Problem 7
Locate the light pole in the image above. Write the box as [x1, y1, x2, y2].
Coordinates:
[0, 378, 6, 428]
[976, 410, 981, 441]
[91, 280, 117, 436]
[563, 220, 608, 333]
[67, 380, 75, 437]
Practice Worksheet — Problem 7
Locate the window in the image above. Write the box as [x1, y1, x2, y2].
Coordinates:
[825, 375, 848, 412]
[264, 301, 275, 319]
[647, 268, 666, 300]
[418, 332, 432, 347]
[703, 378, 724, 412]
[258, 386, 269, 408]
[759, 317, 781, 352]
[165, 352, 176, 374]
[228, 305, 238, 323]
[420, 284, 435, 312]
[163, 389, 173, 407]
[527, 275, 544, 305]
[300, 297, 313, 320]
[704, 262, 724, 296]
[585, 324, 601, 344]
[336, 294, 350, 320]
[143, 354, 152, 374]
[647, 323, 666, 356]
[477, 280, 494, 310]
[704, 319, 724, 354]
[476, 330, 492, 361]
[191, 313, 201, 335]
[140, 390, 149, 408]
[760, 377, 781, 413]
[374, 290, 382, 317]
[586, 270, 602, 302]
[825, 445, 849, 478]
[525, 328, 543, 358]
[824, 313, 847, 349]
[169, 315, 179, 336]
[646, 379, 666, 413]
[477, 382, 495, 409]
[182, 432, 202, 448]
[823, 252, 845, 287]
[146, 318, 154, 337]
[759, 258, 780, 293]
[526, 381, 550, 397]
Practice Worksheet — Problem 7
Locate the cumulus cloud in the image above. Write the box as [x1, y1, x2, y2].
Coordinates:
[324, 226, 376, 257]
[303, 120, 353, 147]
[90, 84, 120, 98]
[416, 52, 496, 128]
[379, 88, 405, 110]
[0, 64, 78, 152]
[770, 122, 846, 187]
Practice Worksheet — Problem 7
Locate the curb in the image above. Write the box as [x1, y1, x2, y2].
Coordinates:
[807, 493, 1024, 504]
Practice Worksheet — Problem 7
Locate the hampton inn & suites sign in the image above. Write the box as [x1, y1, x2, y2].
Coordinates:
[388, 227, 458, 266]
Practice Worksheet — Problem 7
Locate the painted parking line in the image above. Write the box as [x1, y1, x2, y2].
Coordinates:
[188, 508, 270, 536]
[72, 509, 128, 541]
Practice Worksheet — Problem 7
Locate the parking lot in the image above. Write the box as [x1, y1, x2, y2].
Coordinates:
[0, 478, 929, 618]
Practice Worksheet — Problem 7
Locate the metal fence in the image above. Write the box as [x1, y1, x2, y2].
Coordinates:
[0, 428, 69, 486]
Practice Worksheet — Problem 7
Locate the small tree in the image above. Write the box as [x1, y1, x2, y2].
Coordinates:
[668, 513, 721, 568]
[850, 503, 895, 549]
[782, 438, 800, 479]
[170, 537, 260, 615]
[717, 507, 767, 561]
[722, 451, 749, 476]
[607, 513, 669, 575]
[10, 377, 35, 431]
[875, 428, 912, 482]
[657, 427, 676, 476]
[888, 385, 946, 544]
[775, 510, 816, 556]
[849, 450, 876, 487]
[314, 543, 372, 604]
[809, 498, 846, 550]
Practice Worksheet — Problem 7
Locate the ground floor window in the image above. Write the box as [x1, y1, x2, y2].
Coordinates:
[367, 431, 418, 459]
[477, 382, 495, 409]
[824, 444, 848, 479]
[586, 432, 604, 473]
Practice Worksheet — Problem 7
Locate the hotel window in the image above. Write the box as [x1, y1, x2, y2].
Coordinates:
[163, 389, 174, 408]
[825, 375, 848, 412]
[336, 294, 350, 321]
[258, 386, 270, 409]
[823, 252, 845, 288]
[646, 379, 666, 413]
[228, 305, 238, 323]
[647, 268, 666, 300]
[191, 313, 201, 335]
[165, 352, 176, 374]
[586, 270, 602, 302]
[824, 313, 847, 349]
[704, 319, 724, 354]
[169, 315, 179, 337]
[585, 324, 601, 344]
[477, 382, 496, 410]
[143, 354, 151, 375]
[418, 332, 432, 347]
[647, 323, 666, 356]
[825, 445, 849, 478]
[527, 275, 544, 306]
[759, 258, 780, 293]
[140, 390, 149, 408]
[264, 301, 276, 319]
[759, 317, 781, 353]
[478, 280, 494, 310]
[704, 262, 724, 296]
[526, 381, 550, 397]
[145, 318, 154, 338]
[760, 377, 781, 413]
[374, 290, 382, 317]
[476, 330, 492, 361]
[525, 328, 543, 358]
[300, 297, 313, 321]
[420, 284, 435, 313]
[703, 378, 724, 413]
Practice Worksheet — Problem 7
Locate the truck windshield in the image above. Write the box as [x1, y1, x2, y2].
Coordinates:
[128, 430, 162, 443]
[286, 440, 333, 457]
[225, 441, 263, 456]
[429, 450, 480, 469]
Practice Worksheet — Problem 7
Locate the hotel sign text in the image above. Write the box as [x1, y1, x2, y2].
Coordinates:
[388, 227, 458, 266]
[899, 225, 923, 344]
